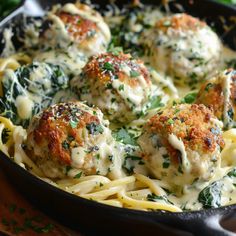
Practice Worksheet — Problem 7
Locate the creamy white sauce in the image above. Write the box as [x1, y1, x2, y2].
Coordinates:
[1, 2, 236, 211]
[168, 133, 191, 173]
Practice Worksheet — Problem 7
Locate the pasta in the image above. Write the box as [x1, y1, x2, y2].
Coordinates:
[0, 1, 236, 213]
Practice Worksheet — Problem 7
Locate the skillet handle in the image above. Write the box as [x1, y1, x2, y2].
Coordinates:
[187, 213, 236, 236]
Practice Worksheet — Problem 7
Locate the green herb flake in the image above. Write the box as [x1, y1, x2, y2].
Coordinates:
[103, 62, 114, 71]
[86, 122, 104, 135]
[62, 140, 70, 150]
[148, 96, 164, 110]
[130, 70, 140, 78]
[167, 118, 174, 125]
[118, 84, 124, 91]
[204, 83, 213, 92]
[181, 92, 197, 104]
[69, 118, 78, 129]
[74, 172, 82, 179]
[113, 128, 137, 146]
[65, 166, 72, 174]
[162, 154, 170, 168]
[108, 45, 123, 56]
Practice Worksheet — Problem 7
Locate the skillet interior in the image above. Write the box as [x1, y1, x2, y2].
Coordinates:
[0, 0, 236, 235]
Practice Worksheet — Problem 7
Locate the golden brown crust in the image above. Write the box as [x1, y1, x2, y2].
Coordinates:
[57, 12, 97, 43]
[30, 102, 100, 165]
[83, 52, 151, 87]
[196, 68, 236, 120]
[147, 104, 224, 164]
[156, 13, 205, 32]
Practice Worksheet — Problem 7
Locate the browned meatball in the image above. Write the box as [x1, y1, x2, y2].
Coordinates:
[138, 104, 224, 188]
[71, 52, 152, 123]
[43, 3, 111, 56]
[196, 69, 236, 128]
[140, 13, 222, 86]
[26, 101, 119, 179]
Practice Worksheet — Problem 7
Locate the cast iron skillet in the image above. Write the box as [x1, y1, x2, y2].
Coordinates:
[0, 0, 236, 235]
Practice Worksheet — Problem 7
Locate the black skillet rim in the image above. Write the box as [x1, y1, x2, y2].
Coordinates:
[0, 0, 235, 222]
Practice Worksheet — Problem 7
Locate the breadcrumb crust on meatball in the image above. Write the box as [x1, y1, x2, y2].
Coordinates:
[138, 104, 224, 187]
[140, 13, 222, 86]
[156, 13, 205, 32]
[71, 52, 152, 123]
[26, 101, 117, 178]
[196, 69, 236, 128]
[43, 3, 111, 56]
[148, 104, 224, 157]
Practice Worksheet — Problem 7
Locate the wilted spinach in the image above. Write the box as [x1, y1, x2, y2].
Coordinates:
[198, 181, 223, 209]
[0, 62, 69, 127]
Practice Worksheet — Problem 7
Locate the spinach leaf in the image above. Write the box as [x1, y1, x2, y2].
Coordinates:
[122, 155, 144, 174]
[147, 193, 173, 205]
[0, 62, 69, 127]
[227, 168, 236, 178]
[198, 181, 223, 209]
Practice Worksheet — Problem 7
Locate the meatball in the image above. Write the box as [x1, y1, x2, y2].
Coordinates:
[140, 13, 221, 86]
[26, 101, 122, 179]
[138, 104, 224, 188]
[71, 52, 152, 123]
[43, 3, 111, 57]
[196, 69, 236, 129]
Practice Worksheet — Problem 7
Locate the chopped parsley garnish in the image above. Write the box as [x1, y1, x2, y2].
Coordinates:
[162, 154, 170, 168]
[62, 140, 70, 150]
[181, 92, 197, 104]
[103, 62, 114, 71]
[108, 44, 123, 56]
[74, 172, 82, 179]
[130, 70, 140, 77]
[167, 118, 174, 125]
[204, 83, 213, 92]
[147, 96, 164, 110]
[86, 122, 104, 135]
[65, 166, 72, 174]
[118, 84, 124, 91]
[112, 128, 137, 146]
[69, 118, 78, 129]
[106, 83, 113, 89]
